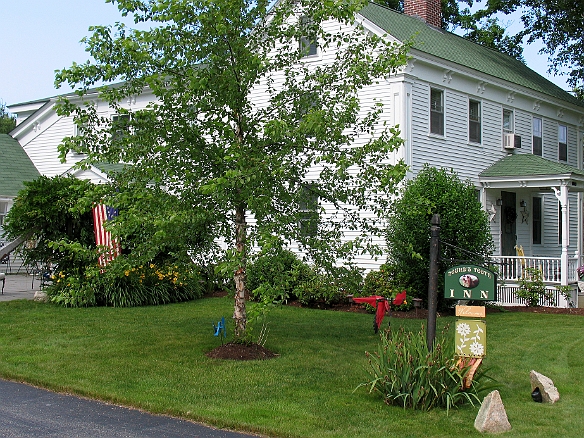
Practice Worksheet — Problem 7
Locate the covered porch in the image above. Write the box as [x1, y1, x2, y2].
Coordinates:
[479, 154, 584, 307]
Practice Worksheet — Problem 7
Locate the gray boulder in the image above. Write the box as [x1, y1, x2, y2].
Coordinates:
[530, 370, 560, 403]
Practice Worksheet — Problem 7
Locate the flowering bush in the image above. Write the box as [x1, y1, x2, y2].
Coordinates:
[47, 257, 204, 307]
[577, 265, 584, 280]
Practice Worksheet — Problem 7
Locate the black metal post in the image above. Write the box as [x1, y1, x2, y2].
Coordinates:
[427, 214, 440, 351]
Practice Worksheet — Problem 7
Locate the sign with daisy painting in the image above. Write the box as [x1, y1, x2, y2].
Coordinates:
[455, 319, 486, 358]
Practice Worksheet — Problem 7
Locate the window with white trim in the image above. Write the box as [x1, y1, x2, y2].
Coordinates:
[299, 183, 318, 237]
[503, 108, 514, 133]
[299, 16, 317, 58]
[558, 124, 567, 162]
[469, 99, 481, 143]
[532, 117, 542, 156]
[111, 113, 131, 142]
[532, 196, 541, 245]
[0, 201, 8, 227]
[430, 88, 444, 136]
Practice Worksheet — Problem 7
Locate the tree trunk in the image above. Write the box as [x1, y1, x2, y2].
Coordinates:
[233, 203, 247, 338]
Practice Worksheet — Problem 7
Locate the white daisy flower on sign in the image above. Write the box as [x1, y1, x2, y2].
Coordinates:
[456, 322, 471, 337]
[470, 341, 484, 357]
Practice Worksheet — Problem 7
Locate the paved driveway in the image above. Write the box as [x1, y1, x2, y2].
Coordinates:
[0, 274, 39, 302]
[0, 379, 260, 438]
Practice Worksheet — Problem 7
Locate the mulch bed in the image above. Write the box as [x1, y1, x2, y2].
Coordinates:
[206, 342, 279, 360]
[204, 292, 584, 360]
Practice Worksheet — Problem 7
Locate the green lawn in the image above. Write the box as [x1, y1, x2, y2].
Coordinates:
[0, 297, 583, 437]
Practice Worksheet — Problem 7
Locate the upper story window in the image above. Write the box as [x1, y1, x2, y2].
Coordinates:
[532, 117, 542, 156]
[299, 16, 317, 58]
[111, 114, 131, 141]
[558, 124, 567, 162]
[299, 183, 318, 237]
[469, 99, 481, 144]
[503, 109, 514, 133]
[430, 88, 444, 136]
[70, 123, 88, 158]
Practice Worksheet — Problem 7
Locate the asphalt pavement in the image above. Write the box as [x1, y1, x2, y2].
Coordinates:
[0, 380, 259, 438]
[0, 275, 261, 438]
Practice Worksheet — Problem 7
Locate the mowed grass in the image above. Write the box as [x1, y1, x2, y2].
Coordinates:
[0, 297, 583, 437]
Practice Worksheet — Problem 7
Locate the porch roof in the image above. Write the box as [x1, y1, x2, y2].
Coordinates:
[479, 153, 584, 191]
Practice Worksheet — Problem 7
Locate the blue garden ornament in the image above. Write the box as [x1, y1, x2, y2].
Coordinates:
[213, 317, 226, 339]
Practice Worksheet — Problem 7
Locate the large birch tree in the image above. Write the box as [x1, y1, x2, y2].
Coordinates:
[55, 0, 409, 337]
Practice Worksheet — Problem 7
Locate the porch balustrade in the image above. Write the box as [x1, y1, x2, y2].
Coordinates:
[489, 255, 580, 284]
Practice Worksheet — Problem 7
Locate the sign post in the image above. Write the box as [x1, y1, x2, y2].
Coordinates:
[427, 214, 440, 351]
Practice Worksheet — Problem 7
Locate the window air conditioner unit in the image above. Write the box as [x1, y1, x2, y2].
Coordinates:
[504, 133, 521, 149]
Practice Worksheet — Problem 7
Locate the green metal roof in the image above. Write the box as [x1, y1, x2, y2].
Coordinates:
[479, 153, 584, 178]
[360, 3, 583, 107]
[0, 134, 40, 197]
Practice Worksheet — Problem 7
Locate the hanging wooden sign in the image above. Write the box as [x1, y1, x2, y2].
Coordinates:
[444, 265, 497, 301]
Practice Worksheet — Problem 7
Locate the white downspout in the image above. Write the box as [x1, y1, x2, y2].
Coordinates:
[553, 184, 569, 285]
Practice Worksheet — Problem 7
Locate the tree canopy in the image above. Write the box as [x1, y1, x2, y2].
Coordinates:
[0, 100, 16, 134]
[55, 0, 409, 336]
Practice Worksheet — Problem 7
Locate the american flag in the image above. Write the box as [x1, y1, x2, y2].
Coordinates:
[92, 204, 121, 266]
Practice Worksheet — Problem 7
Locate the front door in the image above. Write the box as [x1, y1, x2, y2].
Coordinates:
[501, 191, 517, 256]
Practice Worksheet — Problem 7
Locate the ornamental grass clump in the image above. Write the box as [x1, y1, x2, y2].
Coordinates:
[358, 325, 494, 412]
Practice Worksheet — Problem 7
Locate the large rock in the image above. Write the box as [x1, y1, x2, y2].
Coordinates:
[530, 370, 560, 403]
[33, 291, 48, 302]
[474, 390, 512, 434]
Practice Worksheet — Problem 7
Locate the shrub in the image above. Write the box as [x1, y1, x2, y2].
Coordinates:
[516, 267, 555, 306]
[386, 166, 494, 310]
[247, 248, 312, 303]
[3, 175, 95, 270]
[358, 325, 495, 412]
[361, 264, 412, 311]
[293, 268, 339, 305]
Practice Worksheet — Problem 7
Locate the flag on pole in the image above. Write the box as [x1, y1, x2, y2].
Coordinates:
[92, 204, 121, 267]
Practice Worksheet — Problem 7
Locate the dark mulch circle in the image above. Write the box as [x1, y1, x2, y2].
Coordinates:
[206, 342, 279, 361]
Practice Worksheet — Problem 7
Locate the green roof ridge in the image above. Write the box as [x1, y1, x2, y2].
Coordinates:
[360, 3, 583, 107]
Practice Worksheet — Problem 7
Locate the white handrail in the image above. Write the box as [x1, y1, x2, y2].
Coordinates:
[490, 255, 579, 284]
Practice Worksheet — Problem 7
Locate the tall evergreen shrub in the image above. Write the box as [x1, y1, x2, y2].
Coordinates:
[386, 166, 493, 309]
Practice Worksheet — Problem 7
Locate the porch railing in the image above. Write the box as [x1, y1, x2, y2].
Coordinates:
[496, 284, 577, 308]
[489, 255, 580, 284]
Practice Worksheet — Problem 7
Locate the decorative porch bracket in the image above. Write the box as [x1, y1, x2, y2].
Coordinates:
[552, 184, 569, 285]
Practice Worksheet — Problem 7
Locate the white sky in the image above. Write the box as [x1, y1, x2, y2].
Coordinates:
[0, 0, 572, 107]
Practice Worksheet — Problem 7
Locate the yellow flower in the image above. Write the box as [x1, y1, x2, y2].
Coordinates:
[124, 270, 130, 277]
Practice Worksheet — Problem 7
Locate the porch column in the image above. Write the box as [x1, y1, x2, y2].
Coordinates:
[553, 185, 569, 285]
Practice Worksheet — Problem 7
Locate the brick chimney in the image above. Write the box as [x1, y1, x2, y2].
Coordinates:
[404, 0, 442, 28]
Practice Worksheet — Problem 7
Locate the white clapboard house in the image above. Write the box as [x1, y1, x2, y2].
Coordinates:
[7, 0, 584, 306]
